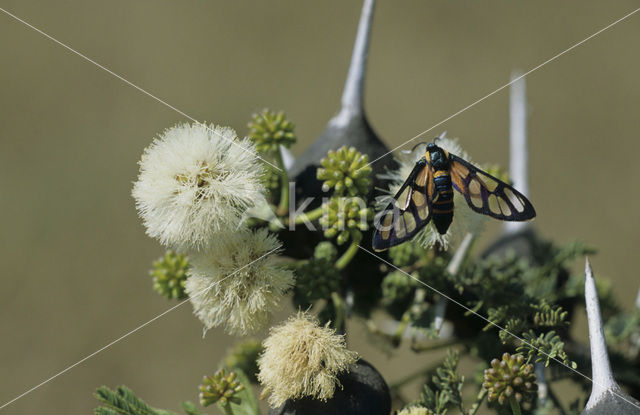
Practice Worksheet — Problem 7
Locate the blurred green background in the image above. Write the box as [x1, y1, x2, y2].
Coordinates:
[1, 1, 639, 413]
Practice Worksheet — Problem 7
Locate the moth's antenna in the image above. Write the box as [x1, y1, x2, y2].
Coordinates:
[403, 141, 428, 154]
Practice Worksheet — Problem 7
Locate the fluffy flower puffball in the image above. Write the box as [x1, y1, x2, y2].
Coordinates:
[185, 228, 294, 336]
[397, 407, 432, 415]
[257, 312, 359, 408]
[132, 123, 264, 251]
[377, 134, 486, 249]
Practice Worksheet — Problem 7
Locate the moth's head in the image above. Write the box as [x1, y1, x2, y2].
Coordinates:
[427, 142, 448, 169]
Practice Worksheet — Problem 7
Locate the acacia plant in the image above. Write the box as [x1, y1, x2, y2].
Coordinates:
[94, 1, 640, 414]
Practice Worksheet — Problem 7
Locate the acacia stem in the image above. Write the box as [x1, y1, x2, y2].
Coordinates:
[410, 337, 462, 353]
[389, 361, 442, 392]
[291, 206, 324, 225]
[389, 348, 469, 391]
[335, 235, 361, 270]
[509, 398, 522, 415]
[547, 385, 567, 415]
[467, 388, 487, 415]
[331, 291, 346, 333]
[275, 149, 289, 216]
[392, 311, 411, 345]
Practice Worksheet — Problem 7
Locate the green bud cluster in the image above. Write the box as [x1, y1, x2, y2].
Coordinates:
[417, 254, 450, 291]
[388, 243, 426, 267]
[320, 197, 373, 245]
[314, 240, 338, 261]
[261, 162, 281, 192]
[294, 242, 341, 306]
[317, 146, 372, 196]
[223, 339, 263, 383]
[150, 250, 189, 300]
[248, 109, 296, 153]
[199, 369, 245, 407]
[381, 271, 414, 306]
[483, 353, 537, 405]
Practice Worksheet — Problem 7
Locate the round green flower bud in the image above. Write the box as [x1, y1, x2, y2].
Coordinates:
[319, 197, 373, 245]
[248, 109, 296, 153]
[150, 250, 189, 300]
[314, 241, 338, 261]
[317, 146, 372, 196]
[483, 353, 537, 406]
[199, 369, 244, 407]
[324, 228, 338, 239]
[261, 162, 281, 192]
[336, 231, 350, 246]
[381, 271, 414, 306]
[294, 245, 341, 307]
[388, 243, 426, 267]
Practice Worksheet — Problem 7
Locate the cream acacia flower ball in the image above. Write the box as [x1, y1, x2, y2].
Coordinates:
[397, 406, 431, 415]
[185, 228, 294, 336]
[132, 123, 264, 251]
[257, 312, 359, 408]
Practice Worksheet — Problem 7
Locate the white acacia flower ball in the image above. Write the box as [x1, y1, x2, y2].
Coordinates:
[185, 228, 294, 336]
[397, 406, 430, 415]
[132, 123, 264, 251]
[257, 312, 359, 408]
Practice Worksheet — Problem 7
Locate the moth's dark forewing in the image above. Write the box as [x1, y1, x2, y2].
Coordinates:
[371, 194, 430, 251]
[372, 159, 433, 251]
[448, 154, 536, 221]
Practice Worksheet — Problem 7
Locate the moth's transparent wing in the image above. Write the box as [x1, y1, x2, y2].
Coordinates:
[449, 154, 536, 221]
[372, 160, 434, 252]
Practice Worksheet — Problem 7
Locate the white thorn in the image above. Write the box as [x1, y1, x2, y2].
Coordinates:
[434, 233, 474, 333]
[535, 363, 548, 405]
[279, 145, 295, 172]
[630, 287, 640, 359]
[433, 296, 447, 333]
[446, 232, 474, 276]
[332, 0, 376, 127]
[582, 259, 640, 413]
[505, 71, 529, 234]
[584, 258, 617, 394]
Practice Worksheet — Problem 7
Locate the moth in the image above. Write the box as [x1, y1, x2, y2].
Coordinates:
[372, 142, 536, 251]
